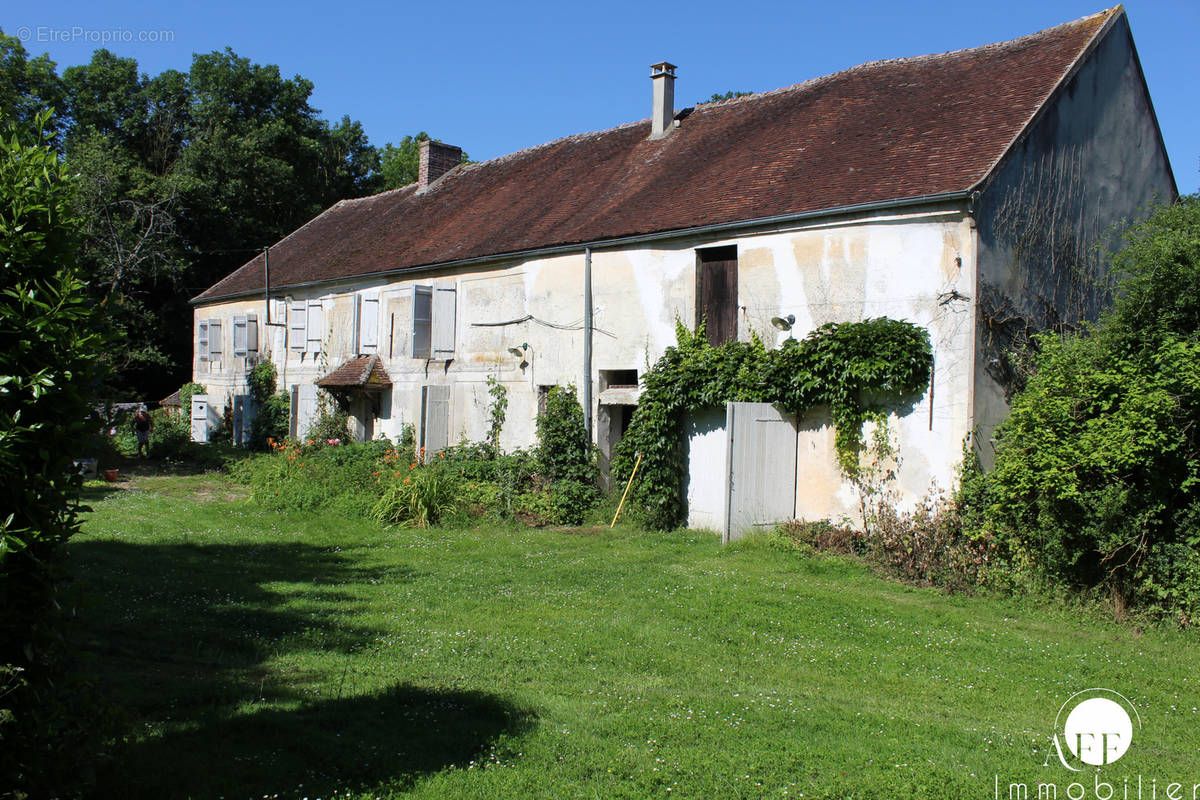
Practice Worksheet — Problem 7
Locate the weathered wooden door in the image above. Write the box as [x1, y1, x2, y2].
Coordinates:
[697, 247, 737, 347]
[191, 394, 210, 443]
[724, 402, 798, 542]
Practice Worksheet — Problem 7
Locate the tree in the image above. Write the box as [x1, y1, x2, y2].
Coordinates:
[0, 108, 103, 796]
[0, 30, 64, 137]
[379, 132, 469, 190]
[702, 90, 753, 104]
[981, 196, 1200, 619]
[55, 46, 383, 397]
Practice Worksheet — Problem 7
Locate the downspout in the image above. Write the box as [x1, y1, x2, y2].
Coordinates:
[583, 246, 594, 439]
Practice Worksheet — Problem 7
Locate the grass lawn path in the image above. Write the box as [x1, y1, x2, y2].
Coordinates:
[71, 473, 1200, 799]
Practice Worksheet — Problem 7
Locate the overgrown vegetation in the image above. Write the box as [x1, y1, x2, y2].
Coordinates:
[0, 109, 105, 798]
[240, 383, 601, 528]
[612, 318, 933, 529]
[975, 197, 1200, 621]
[247, 362, 289, 450]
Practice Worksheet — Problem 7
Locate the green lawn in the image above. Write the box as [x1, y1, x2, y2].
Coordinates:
[70, 472, 1200, 799]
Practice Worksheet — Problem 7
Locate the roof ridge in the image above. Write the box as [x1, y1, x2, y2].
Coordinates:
[691, 6, 1121, 114]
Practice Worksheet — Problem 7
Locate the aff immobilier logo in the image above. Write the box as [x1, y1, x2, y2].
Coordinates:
[1048, 688, 1140, 770]
[991, 688, 1200, 800]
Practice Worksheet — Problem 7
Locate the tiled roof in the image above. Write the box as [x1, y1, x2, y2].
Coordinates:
[195, 8, 1118, 303]
[316, 355, 392, 389]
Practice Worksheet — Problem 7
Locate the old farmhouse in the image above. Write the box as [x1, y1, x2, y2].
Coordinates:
[190, 7, 1176, 533]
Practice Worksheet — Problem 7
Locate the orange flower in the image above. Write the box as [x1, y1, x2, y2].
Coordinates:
[394, 471, 400, 477]
[403, 477, 411, 484]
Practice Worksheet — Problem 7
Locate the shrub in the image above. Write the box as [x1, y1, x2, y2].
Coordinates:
[535, 385, 599, 523]
[0, 109, 105, 798]
[307, 407, 350, 447]
[247, 363, 289, 450]
[371, 464, 460, 528]
[979, 197, 1200, 619]
[242, 439, 390, 516]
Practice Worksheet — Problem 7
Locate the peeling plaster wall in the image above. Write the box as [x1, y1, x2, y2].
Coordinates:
[684, 207, 976, 528]
[195, 204, 974, 527]
[973, 15, 1177, 465]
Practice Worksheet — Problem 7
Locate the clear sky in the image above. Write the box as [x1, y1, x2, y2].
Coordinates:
[7, 0, 1197, 195]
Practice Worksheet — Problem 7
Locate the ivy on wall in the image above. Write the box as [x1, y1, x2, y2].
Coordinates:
[611, 317, 933, 530]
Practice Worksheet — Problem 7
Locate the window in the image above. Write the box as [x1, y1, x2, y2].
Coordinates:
[420, 384, 450, 461]
[412, 284, 457, 359]
[696, 245, 738, 347]
[289, 301, 306, 351]
[232, 313, 258, 357]
[207, 318, 223, 360]
[198, 320, 209, 361]
[412, 286, 432, 358]
[356, 292, 380, 354]
[306, 300, 324, 353]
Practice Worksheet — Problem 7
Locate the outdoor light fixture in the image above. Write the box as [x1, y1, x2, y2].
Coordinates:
[507, 342, 529, 358]
[770, 314, 796, 331]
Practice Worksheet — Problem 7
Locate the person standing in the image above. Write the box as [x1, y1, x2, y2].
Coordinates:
[132, 407, 154, 458]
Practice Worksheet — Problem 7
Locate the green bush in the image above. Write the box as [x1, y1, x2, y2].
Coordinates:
[979, 197, 1200, 620]
[371, 464, 460, 528]
[307, 407, 350, 446]
[535, 385, 599, 524]
[0, 109, 105, 798]
[247, 363, 289, 450]
[241, 439, 390, 517]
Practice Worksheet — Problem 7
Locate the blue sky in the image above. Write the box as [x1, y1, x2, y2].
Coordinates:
[7, 0, 1197, 194]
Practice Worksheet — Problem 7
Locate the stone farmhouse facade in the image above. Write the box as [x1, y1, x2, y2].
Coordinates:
[191, 7, 1176, 527]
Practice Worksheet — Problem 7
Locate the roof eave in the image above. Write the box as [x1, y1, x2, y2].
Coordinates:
[191, 190, 972, 306]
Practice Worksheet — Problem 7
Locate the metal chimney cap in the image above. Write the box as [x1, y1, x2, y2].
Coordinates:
[650, 62, 677, 76]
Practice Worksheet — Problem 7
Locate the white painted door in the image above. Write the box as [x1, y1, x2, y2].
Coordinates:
[724, 402, 798, 542]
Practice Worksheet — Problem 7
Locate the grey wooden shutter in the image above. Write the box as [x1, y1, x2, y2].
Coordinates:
[431, 284, 457, 360]
[360, 292, 380, 353]
[306, 300, 324, 353]
[233, 315, 248, 357]
[421, 384, 450, 462]
[289, 302, 306, 351]
[197, 321, 209, 361]
[208, 319, 222, 359]
[411, 285, 432, 358]
[246, 313, 258, 353]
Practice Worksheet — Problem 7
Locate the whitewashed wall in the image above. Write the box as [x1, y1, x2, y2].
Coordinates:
[195, 202, 975, 525]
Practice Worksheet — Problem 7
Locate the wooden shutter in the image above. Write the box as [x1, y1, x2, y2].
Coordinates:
[421, 384, 450, 462]
[208, 319, 222, 359]
[360, 292, 380, 353]
[431, 284, 457, 360]
[197, 321, 209, 361]
[306, 300, 324, 353]
[289, 302, 306, 351]
[697, 246, 738, 347]
[246, 313, 258, 353]
[411, 285, 432, 358]
[232, 315, 248, 357]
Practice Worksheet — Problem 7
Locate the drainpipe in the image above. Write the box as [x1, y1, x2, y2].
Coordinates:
[583, 247, 594, 439]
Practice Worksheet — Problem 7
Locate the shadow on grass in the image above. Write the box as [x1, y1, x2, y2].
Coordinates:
[96, 683, 534, 799]
[66, 540, 531, 798]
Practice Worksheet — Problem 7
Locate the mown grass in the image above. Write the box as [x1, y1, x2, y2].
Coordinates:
[69, 473, 1200, 799]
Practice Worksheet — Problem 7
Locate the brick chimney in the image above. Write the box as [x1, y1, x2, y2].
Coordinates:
[650, 62, 677, 139]
[418, 139, 462, 191]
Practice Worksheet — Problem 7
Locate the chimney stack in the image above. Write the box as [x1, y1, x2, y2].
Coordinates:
[649, 62, 677, 139]
[418, 139, 463, 191]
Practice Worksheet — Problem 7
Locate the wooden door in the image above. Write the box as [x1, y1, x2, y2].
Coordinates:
[697, 247, 737, 347]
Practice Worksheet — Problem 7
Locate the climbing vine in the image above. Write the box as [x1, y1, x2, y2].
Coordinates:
[611, 317, 933, 529]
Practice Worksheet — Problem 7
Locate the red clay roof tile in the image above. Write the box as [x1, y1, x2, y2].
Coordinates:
[195, 8, 1116, 304]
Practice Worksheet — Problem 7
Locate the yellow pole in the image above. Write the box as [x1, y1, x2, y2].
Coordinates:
[610, 452, 642, 528]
